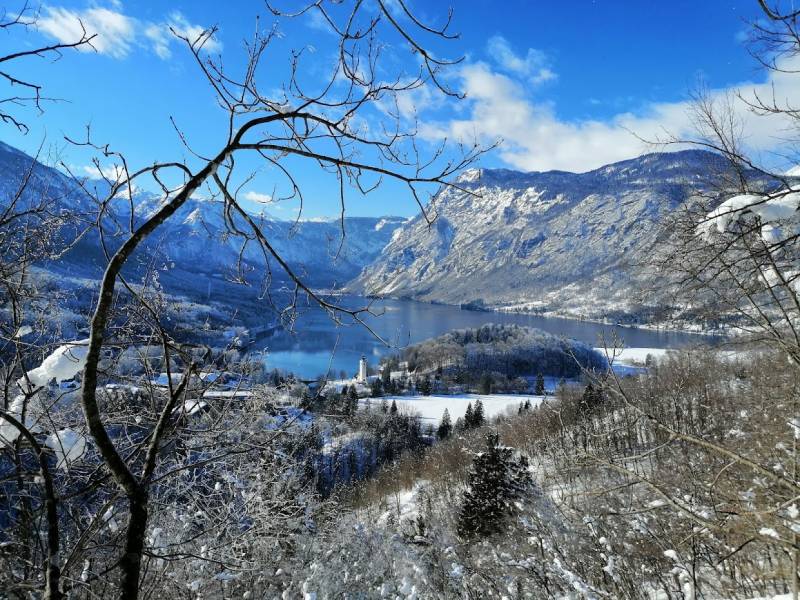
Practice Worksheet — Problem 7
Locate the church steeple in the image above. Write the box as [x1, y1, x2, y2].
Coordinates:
[357, 355, 368, 383]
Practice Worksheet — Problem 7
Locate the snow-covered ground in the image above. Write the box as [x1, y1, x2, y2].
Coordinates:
[368, 393, 545, 423]
[379, 479, 430, 524]
[594, 347, 667, 366]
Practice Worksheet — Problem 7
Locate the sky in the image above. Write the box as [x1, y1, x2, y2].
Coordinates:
[0, 0, 792, 218]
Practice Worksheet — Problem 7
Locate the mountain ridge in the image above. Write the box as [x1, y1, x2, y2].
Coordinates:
[349, 149, 744, 321]
[0, 141, 407, 290]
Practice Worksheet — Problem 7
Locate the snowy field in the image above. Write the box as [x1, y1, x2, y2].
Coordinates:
[368, 393, 546, 423]
[593, 347, 668, 366]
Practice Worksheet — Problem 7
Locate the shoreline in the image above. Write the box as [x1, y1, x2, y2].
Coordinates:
[360, 292, 730, 338]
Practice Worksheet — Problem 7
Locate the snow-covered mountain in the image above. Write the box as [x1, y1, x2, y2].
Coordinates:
[350, 150, 743, 318]
[0, 141, 406, 290]
[141, 197, 407, 287]
[2, 140, 758, 321]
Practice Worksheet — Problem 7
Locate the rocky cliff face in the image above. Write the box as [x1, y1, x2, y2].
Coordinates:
[350, 150, 736, 316]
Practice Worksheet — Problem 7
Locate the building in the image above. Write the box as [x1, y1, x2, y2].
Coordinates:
[357, 355, 368, 383]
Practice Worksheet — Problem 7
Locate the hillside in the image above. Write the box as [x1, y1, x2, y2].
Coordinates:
[350, 150, 747, 320]
[0, 141, 406, 292]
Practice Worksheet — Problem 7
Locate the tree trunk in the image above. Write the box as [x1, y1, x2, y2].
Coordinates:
[119, 490, 149, 600]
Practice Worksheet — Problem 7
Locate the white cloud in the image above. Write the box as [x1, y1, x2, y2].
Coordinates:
[486, 35, 556, 84]
[37, 4, 220, 60]
[144, 23, 171, 59]
[82, 162, 125, 181]
[160, 11, 222, 58]
[421, 58, 800, 173]
[306, 8, 332, 33]
[244, 191, 273, 204]
[38, 6, 136, 58]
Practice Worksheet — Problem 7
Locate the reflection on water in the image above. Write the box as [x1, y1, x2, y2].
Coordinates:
[255, 296, 716, 379]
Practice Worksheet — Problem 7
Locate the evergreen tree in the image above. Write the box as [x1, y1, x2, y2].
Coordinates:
[523, 398, 531, 411]
[381, 365, 391, 386]
[269, 368, 282, 387]
[418, 374, 432, 396]
[464, 402, 474, 428]
[370, 378, 383, 397]
[346, 385, 359, 416]
[473, 399, 485, 427]
[390, 399, 398, 415]
[535, 372, 545, 395]
[581, 383, 599, 413]
[478, 371, 493, 394]
[347, 451, 358, 481]
[380, 398, 389, 413]
[457, 432, 534, 538]
[437, 408, 453, 440]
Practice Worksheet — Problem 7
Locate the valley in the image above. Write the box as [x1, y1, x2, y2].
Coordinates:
[1, 2, 799, 598]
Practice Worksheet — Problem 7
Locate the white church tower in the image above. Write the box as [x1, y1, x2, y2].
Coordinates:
[357, 355, 368, 383]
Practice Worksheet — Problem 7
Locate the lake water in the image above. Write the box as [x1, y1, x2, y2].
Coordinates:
[254, 296, 716, 379]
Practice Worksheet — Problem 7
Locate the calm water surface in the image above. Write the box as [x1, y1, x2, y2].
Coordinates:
[254, 296, 716, 379]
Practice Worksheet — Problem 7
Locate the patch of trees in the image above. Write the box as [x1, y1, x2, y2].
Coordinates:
[400, 324, 606, 390]
[318, 349, 798, 599]
[310, 409, 426, 496]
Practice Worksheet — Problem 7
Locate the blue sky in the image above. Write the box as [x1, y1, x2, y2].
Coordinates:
[0, 1, 786, 218]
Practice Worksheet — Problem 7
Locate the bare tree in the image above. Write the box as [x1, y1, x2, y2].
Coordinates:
[0, 2, 95, 133]
[0, 2, 487, 599]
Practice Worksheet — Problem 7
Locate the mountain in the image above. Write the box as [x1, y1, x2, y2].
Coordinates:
[350, 150, 742, 320]
[131, 196, 406, 288]
[0, 141, 406, 291]
[1, 141, 755, 324]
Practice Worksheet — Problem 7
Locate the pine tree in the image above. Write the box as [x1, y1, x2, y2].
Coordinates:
[347, 451, 358, 481]
[464, 402, 474, 428]
[370, 378, 383, 397]
[346, 385, 359, 416]
[437, 408, 453, 440]
[390, 399, 398, 415]
[457, 432, 534, 538]
[535, 372, 545, 395]
[380, 398, 388, 413]
[581, 383, 599, 412]
[478, 371, 492, 395]
[418, 374, 432, 396]
[473, 399, 485, 427]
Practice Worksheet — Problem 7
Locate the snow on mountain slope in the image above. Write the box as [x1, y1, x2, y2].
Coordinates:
[350, 150, 740, 316]
[146, 197, 406, 286]
[0, 141, 92, 213]
[0, 142, 405, 288]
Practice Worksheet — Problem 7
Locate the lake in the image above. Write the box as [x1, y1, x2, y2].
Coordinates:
[253, 295, 715, 379]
